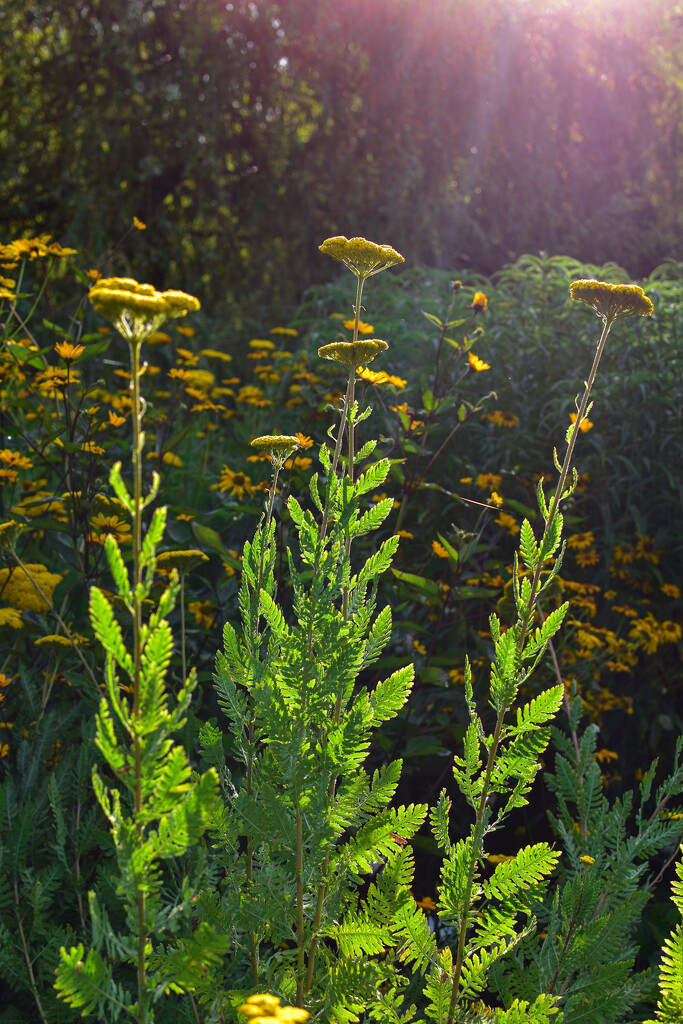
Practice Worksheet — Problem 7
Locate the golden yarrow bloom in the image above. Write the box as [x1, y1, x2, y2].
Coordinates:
[0, 563, 63, 614]
[318, 339, 388, 368]
[570, 279, 653, 321]
[319, 236, 404, 280]
[0, 608, 23, 630]
[156, 550, 209, 574]
[35, 634, 74, 653]
[250, 434, 301, 463]
[88, 277, 200, 344]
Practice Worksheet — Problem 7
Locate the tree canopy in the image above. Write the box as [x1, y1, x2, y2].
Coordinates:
[1, 0, 681, 314]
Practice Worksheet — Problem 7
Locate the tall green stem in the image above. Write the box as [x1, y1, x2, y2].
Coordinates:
[446, 314, 614, 1023]
[518, 314, 613, 652]
[130, 339, 147, 1024]
[305, 276, 365, 993]
[246, 460, 282, 987]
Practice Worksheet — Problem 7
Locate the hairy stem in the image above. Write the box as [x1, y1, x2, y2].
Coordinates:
[130, 340, 147, 1024]
[519, 315, 613, 652]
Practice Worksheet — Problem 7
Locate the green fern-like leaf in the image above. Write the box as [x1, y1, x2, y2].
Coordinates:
[54, 943, 118, 1016]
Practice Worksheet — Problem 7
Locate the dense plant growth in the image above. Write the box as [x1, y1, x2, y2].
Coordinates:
[0, 233, 681, 1024]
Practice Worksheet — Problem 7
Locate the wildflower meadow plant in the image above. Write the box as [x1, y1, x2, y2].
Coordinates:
[2, 229, 682, 1024]
[54, 278, 226, 1023]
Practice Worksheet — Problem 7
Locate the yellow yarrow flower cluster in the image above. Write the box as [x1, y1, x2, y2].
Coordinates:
[156, 550, 209, 574]
[88, 277, 200, 344]
[319, 236, 404, 280]
[238, 993, 309, 1023]
[250, 434, 301, 464]
[318, 339, 388, 369]
[570, 279, 653, 322]
[0, 563, 63, 614]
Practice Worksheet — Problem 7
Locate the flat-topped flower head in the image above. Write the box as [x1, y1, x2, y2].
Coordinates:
[570, 279, 653, 322]
[318, 339, 388, 369]
[319, 236, 404, 280]
[89, 277, 200, 344]
[250, 434, 301, 463]
[156, 549, 209, 574]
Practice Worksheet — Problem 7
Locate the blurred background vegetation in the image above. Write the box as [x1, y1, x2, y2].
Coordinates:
[2, 0, 682, 318]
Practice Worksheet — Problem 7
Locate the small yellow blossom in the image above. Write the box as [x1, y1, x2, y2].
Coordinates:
[270, 326, 299, 337]
[482, 410, 520, 428]
[486, 853, 515, 864]
[395, 529, 414, 539]
[0, 235, 77, 261]
[489, 491, 504, 507]
[413, 640, 428, 655]
[414, 895, 437, 911]
[0, 450, 33, 470]
[133, 216, 146, 230]
[475, 473, 502, 491]
[213, 466, 256, 500]
[200, 348, 232, 361]
[570, 412, 593, 433]
[357, 366, 407, 388]
[432, 541, 449, 559]
[90, 514, 132, 544]
[661, 583, 681, 599]
[496, 512, 520, 536]
[576, 548, 600, 568]
[472, 291, 488, 311]
[238, 993, 309, 1022]
[55, 341, 85, 362]
[295, 432, 314, 449]
[188, 600, 215, 628]
[284, 456, 313, 471]
[176, 325, 195, 337]
[81, 441, 105, 455]
[343, 319, 375, 334]
[108, 410, 126, 427]
[249, 338, 275, 350]
[468, 351, 490, 371]
[579, 855, 595, 865]
[567, 531, 595, 550]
